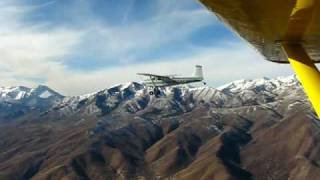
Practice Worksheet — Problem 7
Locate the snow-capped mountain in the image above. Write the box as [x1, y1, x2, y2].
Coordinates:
[216, 75, 303, 105]
[0, 85, 64, 121]
[43, 75, 305, 119]
[217, 75, 299, 93]
[0, 75, 306, 122]
[0, 85, 63, 103]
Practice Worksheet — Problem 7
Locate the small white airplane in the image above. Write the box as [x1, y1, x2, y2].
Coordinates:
[137, 65, 205, 96]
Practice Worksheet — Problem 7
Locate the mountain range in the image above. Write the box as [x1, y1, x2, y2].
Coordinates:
[0, 76, 320, 180]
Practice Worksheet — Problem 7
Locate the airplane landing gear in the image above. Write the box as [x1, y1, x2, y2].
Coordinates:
[154, 88, 161, 97]
[149, 87, 161, 97]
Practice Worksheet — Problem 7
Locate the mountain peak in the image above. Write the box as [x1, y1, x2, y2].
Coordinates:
[31, 85, 64, 99]
[0, 84, 64, 117]
[108, 82, 144, 92]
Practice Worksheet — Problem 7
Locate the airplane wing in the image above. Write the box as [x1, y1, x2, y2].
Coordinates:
[199, 0, 320, 64]
[137, 73, 177, 83]
[198, 0, 320, 117]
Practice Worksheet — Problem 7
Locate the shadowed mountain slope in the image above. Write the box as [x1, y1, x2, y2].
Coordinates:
[0, 76, 319, 180]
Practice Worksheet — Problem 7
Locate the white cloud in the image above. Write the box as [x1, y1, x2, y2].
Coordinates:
[0, 1, 83, 87]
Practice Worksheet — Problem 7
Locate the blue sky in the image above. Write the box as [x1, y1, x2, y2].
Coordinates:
[0, 0, 294, 95]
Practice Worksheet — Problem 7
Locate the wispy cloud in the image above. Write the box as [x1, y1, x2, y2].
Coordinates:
[64, 2, 217, 68]
[0, 0, 83, 86]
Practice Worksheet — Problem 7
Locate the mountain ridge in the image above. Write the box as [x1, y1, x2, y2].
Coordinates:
[0, 75, 304, 123]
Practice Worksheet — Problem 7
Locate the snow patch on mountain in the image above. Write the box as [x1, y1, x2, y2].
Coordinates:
[0, 86, 32, 102]
[217, 75, 299, 93]
[39, 90, 53, 99]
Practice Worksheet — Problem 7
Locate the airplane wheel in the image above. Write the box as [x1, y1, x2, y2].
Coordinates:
[149, 91, 154, 95]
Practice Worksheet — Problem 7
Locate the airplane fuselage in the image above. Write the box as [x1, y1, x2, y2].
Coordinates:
[143, 77, 203, 87]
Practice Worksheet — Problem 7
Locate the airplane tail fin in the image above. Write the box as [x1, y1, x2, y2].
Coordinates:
[193, 65, 204, 80]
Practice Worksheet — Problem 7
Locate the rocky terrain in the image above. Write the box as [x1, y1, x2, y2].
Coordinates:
[0, 76, 320, 180]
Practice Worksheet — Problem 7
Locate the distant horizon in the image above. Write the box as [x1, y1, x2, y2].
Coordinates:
[1, 74, 298, 97]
